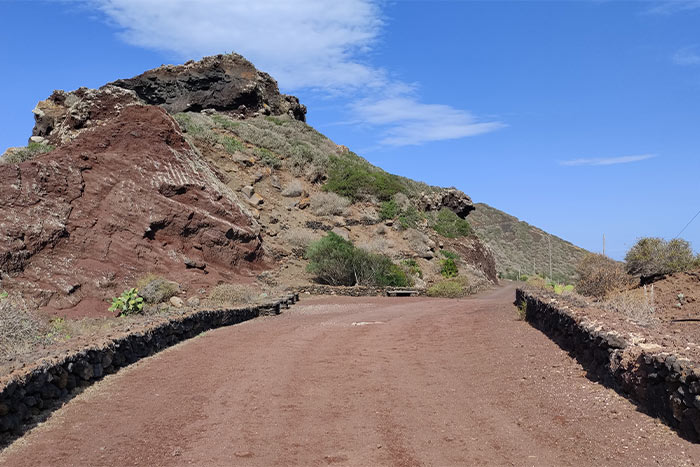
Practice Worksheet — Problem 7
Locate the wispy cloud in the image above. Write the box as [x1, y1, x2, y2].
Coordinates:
[560, 154, 657, 166]
[352, 96, 505, 146]
[645, 0, 700, 15]
[88, 0, 503, 147]
[673, 45, 700, 65]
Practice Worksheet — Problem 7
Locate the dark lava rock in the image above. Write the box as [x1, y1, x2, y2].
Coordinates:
[110, 53, 306, 120]
[421, 188, 475, 219]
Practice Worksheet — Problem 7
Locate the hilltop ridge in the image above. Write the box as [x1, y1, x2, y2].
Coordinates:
[0, 52, 586, 318]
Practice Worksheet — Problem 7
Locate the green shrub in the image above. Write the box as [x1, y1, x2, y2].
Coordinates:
[401, 259, 423, 278]
[398, 206, 423, 230]
[109, 288, 144, 316]
[625, 237, 697, 277]
[440, 250, 460, 261]
[576, 253, 630, 299]
[0, 291, 7, 300]
[255, 148, 282, 168]
[427, 277, 470, 298]
[306, 232, 411, 287]
[1, 142, 55, 164]
[431, 208, 473, 238]
[379, 200, 400, 220]
[440, 258, 459, 278]
[323, 155, 406, 201]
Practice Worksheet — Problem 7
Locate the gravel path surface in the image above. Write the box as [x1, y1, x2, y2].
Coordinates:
[1, 285, 699, 466]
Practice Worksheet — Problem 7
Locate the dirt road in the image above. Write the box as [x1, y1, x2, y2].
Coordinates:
[2, 285, 699, 466]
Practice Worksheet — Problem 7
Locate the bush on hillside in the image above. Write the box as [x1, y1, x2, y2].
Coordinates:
[379, 200, 400, 220]
[625, 237, 698, 277]
[323, 155, 406, 202]
[427, 276, 471, 298]
[440, 258, 459, 278]
[1, 142, 55, 164]
[431, 208, 473, 238]
[575, 253, 630, 299]
[306, 232, 411, 287]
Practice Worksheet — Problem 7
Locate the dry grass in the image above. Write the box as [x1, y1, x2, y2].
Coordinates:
[281, 180, 304, 197]
[310, 192, 351, 216]
[603, 288, 657, 327]
[281, 228, 321, 255]
[206, 283, 259, 307]
[0, 298, 45, 359]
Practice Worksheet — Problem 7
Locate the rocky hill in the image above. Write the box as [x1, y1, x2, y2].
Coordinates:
[468, 203, 588, 282]
[0, 53, 502, 319]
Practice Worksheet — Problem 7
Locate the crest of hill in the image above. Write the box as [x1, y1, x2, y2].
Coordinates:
[468, 203, 588, 282]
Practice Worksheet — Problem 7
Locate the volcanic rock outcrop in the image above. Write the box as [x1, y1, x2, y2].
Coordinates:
[110, 53, 306, 119]
[420, 188, 475, 218]
[1, 104, 262, 317]
[32, 54, 306, 147]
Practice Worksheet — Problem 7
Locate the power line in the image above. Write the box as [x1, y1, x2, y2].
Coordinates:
[674, 208, 700, 239]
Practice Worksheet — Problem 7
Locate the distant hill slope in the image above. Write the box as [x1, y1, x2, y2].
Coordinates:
[467, 203, 588, 282]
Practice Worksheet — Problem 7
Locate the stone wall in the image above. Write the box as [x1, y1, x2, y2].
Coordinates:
[298, 285, 423, 297]
[517, 288, 700, 441]
[0, 294, 298, 441]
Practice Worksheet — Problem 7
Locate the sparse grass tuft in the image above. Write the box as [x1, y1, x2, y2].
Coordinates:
[0, 298, 45, 359]
[310, 192, 351, 216]
[255, 148, 282, 168]
[207, 283, 259, 307]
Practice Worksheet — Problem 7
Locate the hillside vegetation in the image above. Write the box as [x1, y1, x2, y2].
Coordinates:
[468, 203, 587, 283]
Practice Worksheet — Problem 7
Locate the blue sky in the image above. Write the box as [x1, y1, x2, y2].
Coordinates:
[1, 0, 699, 260]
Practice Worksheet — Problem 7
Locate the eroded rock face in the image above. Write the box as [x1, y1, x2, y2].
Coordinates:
[109, 53, 307, 120]
[2, 105, 263, 317]
[421, 188, 475, 219]
[31, 86, 142, 146]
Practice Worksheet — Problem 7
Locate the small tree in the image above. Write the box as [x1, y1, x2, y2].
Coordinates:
[306, 232, 410, 287]
[575, 253, 630, 299]
[625, 237, 696, 277]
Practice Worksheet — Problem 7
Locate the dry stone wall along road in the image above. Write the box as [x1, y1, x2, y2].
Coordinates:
[1, 285, 699, 466]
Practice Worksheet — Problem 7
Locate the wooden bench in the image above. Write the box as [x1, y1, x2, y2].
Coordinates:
[386, 289, 419, 297]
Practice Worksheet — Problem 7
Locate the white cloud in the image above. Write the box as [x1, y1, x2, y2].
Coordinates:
[645, 0, 700, 14]
[673, 46, 700, 65]
[560, 154, 656, 166]
[95, 0, 385, 91]
[353, 97, 505, 146]
[89, 0, 503, 147]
